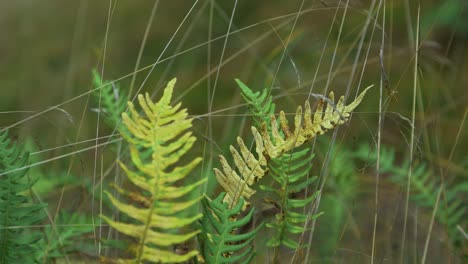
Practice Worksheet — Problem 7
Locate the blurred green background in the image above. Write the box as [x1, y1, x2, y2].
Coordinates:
[0, 0, 466, 263]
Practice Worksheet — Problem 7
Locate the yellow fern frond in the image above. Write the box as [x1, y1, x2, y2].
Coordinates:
[260, 85, 372, 158]
[101, 78, 206, 263]
[215, 86, 372, 209]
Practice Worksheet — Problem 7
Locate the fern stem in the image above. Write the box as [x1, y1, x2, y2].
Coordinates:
[137, 191, 159, 263]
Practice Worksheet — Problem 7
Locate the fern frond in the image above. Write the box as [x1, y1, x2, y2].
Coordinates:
[92, 69, 128, 132]
[236, 81, 324, 249]
[260, 147, 322, 249]
[215, 83, 371, 209]
[236, 79, 275, 132]
[100, 78, 206, 263]
[261, 86, 372, 158]
[200, 193, 261, 264]
[355, 144, 467, 248]
[35, 210, 94, 262]
[0, 130, 46, 264]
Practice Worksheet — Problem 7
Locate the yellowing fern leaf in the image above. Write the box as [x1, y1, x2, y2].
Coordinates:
[215, 86, 372, 208]
[100, 78, 206, 263]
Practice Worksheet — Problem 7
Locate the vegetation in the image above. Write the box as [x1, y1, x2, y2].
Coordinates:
[0, 1, 466, 263]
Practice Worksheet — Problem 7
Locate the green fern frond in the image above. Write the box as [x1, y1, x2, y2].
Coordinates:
[92, 69, 128, 132]
[0, 130, 46, 264]
[100, 78, 206, 263]
[200, 193, 261, 264]
[236, 79, 275, 132]
[35, 210, 94, 262]
[215, 82, 371, 209]
[260, 147, 322, 249]
[355, 144, 467, 248]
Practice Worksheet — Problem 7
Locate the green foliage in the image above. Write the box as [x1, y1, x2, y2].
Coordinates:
[315, 141, 358, 258]
[200, 193, 261, 264]
[92, 69, 128, 133]
[355, 144, 468, 248]
[236, 79, 275, 132]
[212, 79, 276, 210]
[261, 148, 322, 249]
[422, 0, 468, 36]
[0, 77, 370, 263]
[24, 138, 81, 197]
[0, 130, 46, 264]
[215, 81, 371, 209]
[35, 210, 94, 262]
[238, 80, 322, 249]
[100, 78, 206, 263]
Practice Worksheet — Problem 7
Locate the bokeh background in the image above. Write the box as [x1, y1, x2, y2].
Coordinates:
[0, 0, 466, 263]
